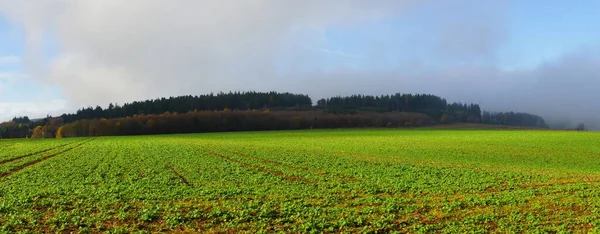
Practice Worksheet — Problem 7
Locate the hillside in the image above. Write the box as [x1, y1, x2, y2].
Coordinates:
[1, 91, 548, 138]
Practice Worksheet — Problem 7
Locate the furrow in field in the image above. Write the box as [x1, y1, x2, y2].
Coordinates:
[0, 138, 95, 178]
[86, 157, 103, 177]
[212, 146, 361, 183]
[84, 144, 126, 179]
[0, 138, 86, 165]
[196, 146, 314, 184]
[167, 165, 192, 186]
[203, 144, 410, 196]
[480, 177, 600, 195]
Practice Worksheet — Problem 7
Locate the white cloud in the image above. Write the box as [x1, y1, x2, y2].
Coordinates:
[0, 55, 21, 64]
[0, 1, 599, 129]
[319, 48, 364, 58]
[0, 73, 28, 98]
[0, 99, 69, 121]
[0, 0, 417, 106]
[0, 72, 27, 81]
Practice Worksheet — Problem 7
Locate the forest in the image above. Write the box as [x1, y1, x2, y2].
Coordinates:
[0, 91, 548, 138]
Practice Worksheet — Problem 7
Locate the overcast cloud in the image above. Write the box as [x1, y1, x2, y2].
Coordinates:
[0, 0, 599, 129]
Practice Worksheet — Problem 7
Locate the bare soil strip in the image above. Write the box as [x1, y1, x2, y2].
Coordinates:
[0, 138, 87, 166]
[0, 138, 94, 178]
[167, 165, 192, 186]
[198, 147, 314, 184]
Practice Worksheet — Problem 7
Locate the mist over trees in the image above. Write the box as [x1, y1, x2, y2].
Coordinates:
[575, 123, 586, 131]
[11, 116, 31, 124]
[316, 94, 482, 123]
[0, 91, 551, 139]
[482, 112, 548, 129]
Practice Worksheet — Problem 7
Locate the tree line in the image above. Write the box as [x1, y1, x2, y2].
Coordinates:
[60, 91, 312, 123]
[0, 91, 549, 138]
[482, 111, 548, 128]
[56, 110, 433, 138]
[317, 94, 482, 123]
[0, 116, 55, 139]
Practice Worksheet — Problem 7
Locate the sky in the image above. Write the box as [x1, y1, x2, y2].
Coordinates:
[0, 0, 599, 128]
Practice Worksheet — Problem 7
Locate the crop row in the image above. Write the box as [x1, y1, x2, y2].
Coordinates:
[0, 129, 600, 232]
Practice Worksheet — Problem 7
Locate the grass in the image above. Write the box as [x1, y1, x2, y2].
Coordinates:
[1, 129, 600, 233]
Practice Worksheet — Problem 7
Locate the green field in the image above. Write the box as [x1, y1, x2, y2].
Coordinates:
[1, 129, 600, 233]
